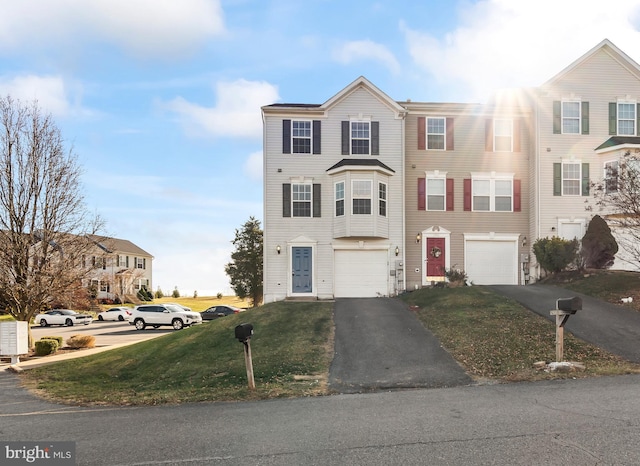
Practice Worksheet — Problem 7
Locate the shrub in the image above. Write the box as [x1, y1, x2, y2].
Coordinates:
[155, 288, 164, 299]
[40, 336, 63, 347]
[445, 267, 468, 286]
[66, 334, 96, 349]
[533, 237, 579, 274]
[216, 292, 223, 300]
[172, 287, 180, 298]
[35, 339, 59, 356]
[193, 290, 198, 299]
[581, 215, 618, 269]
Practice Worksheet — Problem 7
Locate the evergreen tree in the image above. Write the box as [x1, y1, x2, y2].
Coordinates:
[225, 217, 263, 306]
[581, 215, 618, 269]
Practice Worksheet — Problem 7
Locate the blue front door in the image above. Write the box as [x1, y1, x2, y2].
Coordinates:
[292, 247, 312, 293]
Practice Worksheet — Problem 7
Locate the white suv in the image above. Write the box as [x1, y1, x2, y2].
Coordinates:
[128, 304, 202, 330]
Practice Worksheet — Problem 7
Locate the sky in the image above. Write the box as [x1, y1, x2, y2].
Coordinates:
[2, 0, 640, 296]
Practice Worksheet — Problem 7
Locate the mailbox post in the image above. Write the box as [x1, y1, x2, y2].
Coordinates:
[235, 323, 255, 390]
[550, 297, 582, 362]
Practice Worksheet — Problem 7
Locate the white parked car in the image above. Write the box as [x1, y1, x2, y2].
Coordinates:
[34, 309, 93, 327]
[128, 304, 202, 330]
[97, 307, 132, 322]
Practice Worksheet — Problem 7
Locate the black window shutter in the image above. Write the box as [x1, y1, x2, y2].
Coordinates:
[609, 103, 617, 135]
[553, 101, 561, 134]
[312, 120, 321, 154]
[581, 102, 589, 134]
[282, 120, 291, 153]
[553, 163, 561, 196]
[341, 121, 350, 155]
[637, 104, 640, 135]
[282, 184, 291, 217]
[371, 121, 379, 155]
[313, 184, 321, 217]
[582, 163, 590, 196]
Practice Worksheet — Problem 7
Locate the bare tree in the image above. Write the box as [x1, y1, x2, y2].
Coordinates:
[592, 150, 640, 268]
[0, 96, 103, 345]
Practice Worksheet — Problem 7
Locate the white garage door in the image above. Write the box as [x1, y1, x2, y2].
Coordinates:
[465, 240, 517, 285]
[334, 250, 388, 298]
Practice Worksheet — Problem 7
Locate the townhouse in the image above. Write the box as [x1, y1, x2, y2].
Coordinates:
[262, 39, 640, 302]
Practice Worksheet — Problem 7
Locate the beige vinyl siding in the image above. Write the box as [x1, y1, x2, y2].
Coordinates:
[536, 47, 640, 248]
[403, 104, 531, 289]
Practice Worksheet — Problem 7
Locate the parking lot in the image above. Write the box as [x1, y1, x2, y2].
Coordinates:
[31, 319, 175, 347]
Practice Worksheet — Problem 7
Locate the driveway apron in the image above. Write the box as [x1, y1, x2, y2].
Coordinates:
[329, 298, 471, 394]
[489, 284, 640, 363]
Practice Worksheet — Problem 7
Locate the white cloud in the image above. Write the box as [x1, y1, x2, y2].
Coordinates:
[164, 79, 280, 139]
[333, 40, 401, 74]
[244, 151, 263, 181]
[0, 75, 78, 117]
[403, 0, 640, 102]
[0, 0, 225, 58]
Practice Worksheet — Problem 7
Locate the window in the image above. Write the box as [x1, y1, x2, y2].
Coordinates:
[292, 120, 311, 154]
[562, 162, 581, 195]
[335, 182, 344, 217]
[135, 257, 146, 269]
[427, 118, 445, 150]
[562, 101, 580, 134]
[378, 182, 387, 217]
[118, 255, 127, 267]
[100, 282, 110, 293]
[494, 119, 513, 152]
[426, 178, 445, 211]
[292, 183, 312, 217]
[604, 160, 619, 193]
[352, 180, 372, 214]
[471, 177, 513, 212]
[618, 102, 636, 135]
[351, 122, 370, 155]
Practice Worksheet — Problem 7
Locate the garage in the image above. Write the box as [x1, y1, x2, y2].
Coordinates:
[334, 249, 389, 298]
[465, 238, 518, 285]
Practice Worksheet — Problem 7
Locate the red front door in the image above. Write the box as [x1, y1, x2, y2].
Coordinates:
[426, 237, 446, 277]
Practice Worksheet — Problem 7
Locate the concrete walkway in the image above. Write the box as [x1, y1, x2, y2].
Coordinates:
[329, 298, 472, 393]
[489, 284, 640, 363]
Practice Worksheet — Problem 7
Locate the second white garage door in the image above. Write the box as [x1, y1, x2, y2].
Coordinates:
[465, 240, 517, 285]
[334, 250, 389, 298]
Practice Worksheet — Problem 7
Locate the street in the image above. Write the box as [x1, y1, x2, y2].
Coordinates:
[1, 372, 639, 465]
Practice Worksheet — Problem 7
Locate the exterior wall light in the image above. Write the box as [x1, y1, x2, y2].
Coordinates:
[276, 245, 281, 254]
[416, 233, 421, 243]
[522, 236, 527, 247]
[395, 246, 399, 256]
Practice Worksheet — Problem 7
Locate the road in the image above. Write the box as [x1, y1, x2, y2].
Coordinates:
[2, 372, 640, 465]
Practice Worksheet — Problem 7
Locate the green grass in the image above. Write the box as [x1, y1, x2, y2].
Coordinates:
[0, 314, 14, 321]
[20, 271, 640, 405]
[401, 285, 640, 382]
[21, 301, 334, 405]
[540, 269, 640, 312]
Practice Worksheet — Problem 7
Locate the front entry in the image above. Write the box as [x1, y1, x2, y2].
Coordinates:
[292, 247, 312, 293]
[426, 237, 446, 278]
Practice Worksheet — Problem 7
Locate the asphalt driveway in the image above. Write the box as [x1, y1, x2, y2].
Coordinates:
[329, 298, 472, 393]
[489, 284, 640, 363]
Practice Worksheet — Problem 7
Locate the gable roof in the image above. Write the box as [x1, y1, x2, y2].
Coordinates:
[322, 76, 407, 116]
[88, 235, 153, 257]
[543, 39, 640, 88]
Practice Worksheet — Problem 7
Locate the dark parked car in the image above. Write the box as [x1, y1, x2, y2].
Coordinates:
[201, 305, 244, 320]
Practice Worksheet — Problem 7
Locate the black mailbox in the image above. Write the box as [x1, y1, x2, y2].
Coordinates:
[235, 323, 254, 342]
[556, 297, 582, 314]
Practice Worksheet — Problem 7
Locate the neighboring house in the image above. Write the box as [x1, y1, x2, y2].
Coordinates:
[83, 235, 153, 302]
[533, 39, 640, 273]
[262, 39, 640, 302]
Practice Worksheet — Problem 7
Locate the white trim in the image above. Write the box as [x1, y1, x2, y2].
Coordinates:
[463, 233, 519, 285]
[287, 239, 317, 299]
[420, 227, 451, 286]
